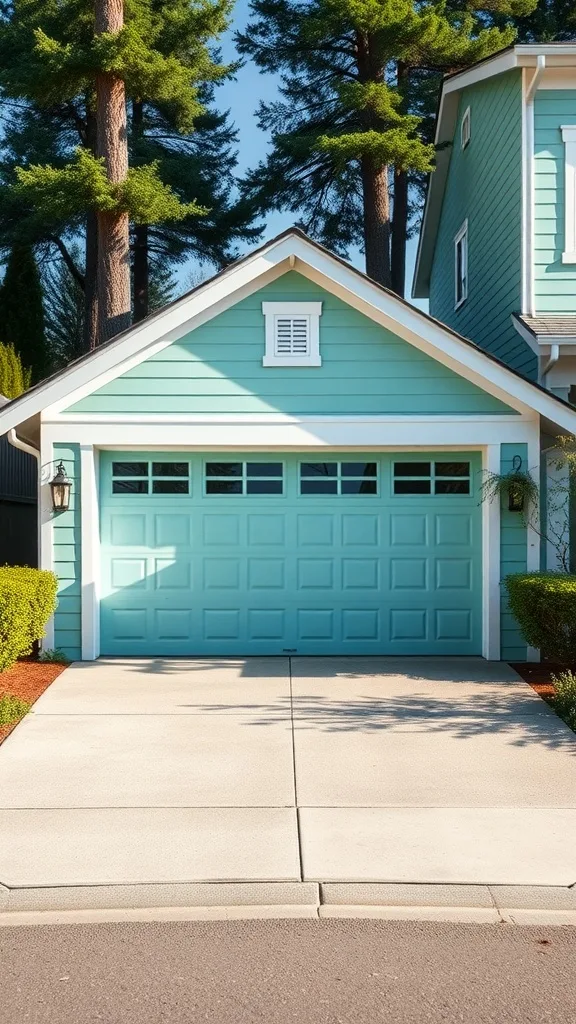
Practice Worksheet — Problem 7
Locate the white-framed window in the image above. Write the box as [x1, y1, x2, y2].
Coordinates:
[561, 125, 576, 263]
[262, 301, 322, 366]
[454, 220, 468, 309]
[460, 107, 471, 150]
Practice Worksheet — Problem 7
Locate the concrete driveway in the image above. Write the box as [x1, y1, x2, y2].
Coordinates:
[0, 657, 576, 888]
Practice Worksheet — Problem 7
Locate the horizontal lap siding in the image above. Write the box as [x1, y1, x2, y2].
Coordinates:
[53, 443, 81, 661]
[66, 272, 515, 417]
[534, 91, 576, 312]
[500, 442, 528, 660]
[429, 72, 536, 380]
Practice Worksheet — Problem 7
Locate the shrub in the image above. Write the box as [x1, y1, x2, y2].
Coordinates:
[39, 647, 70, 664]
[0, 566, 58, 672]
[0, 692, 31, 727]
[504, 572, 576, 663]
[552, 670, 576, 732]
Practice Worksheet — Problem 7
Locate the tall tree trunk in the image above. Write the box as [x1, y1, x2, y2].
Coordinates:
[391, 61, 409, 298]
[95, 0, 131, 343]
[132, 100, 149, 322]
[361, 157, 391, 288]
[391, 168, 408, 297]
[84, 107, 99, 351]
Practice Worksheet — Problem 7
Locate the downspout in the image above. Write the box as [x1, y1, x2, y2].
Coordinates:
[7, 428, 40, 462]
[525, 55, 546, 318]
[541, 342, 560, 381]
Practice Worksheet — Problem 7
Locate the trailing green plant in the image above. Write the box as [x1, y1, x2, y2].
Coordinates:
[551, 669, 576, 732]
[0, 567, 58, 672]
[481, 468, 539, 517]
[39, 647, 70, 664]
[504, 572, 576, 662]
[0, 692, 31, 727]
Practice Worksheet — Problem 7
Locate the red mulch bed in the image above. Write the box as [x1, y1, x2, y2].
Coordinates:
[510, 662, 575, 705]
[0, 659, 67, 745]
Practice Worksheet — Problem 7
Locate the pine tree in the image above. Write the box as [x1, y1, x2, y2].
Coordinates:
[43, 250, 85, 369]
[0, 0, 235, 343]
[0, 343, 32, 399]
[237, 0, 535, 290]
[514, 0, 576, 40]
[0, 245, 49, 383]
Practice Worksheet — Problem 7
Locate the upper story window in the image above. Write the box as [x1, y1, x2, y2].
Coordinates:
[262, 301, 322, 367]
[460, 107, 471, 150]
[454, 220, 468, 309]
[561, 126, 576, 263]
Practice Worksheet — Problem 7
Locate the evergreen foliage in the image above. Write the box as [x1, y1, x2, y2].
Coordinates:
[237, 0, 536, 289]
[0, 0, 256, 337]
[0, 245, 49, 382]
[0, 343, 32, 399]
[43, 249, 85, 369]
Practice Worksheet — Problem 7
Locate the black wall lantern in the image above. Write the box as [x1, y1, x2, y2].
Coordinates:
[50, 461, 72, 512]
[508, 455, 525, 513]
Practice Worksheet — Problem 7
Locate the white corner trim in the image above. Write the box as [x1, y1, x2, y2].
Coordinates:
[80, 445, 100, 661]
[561, 126, 576, 265]
[39, 434, 55, 650]
[482, 444, 501, 660]
[454, 220, 468, 310]
[262, 301, 322, 367]
[526, 431, 541, 663]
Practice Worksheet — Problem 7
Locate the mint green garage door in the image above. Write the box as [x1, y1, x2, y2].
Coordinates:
[100, 452, 482, 656]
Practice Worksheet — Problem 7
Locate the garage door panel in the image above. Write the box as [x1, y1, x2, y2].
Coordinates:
[100, 452, 481, 656]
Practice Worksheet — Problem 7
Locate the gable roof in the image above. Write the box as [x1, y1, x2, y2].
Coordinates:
[2, 227, 576, 434]
[413, 43, 576, 299]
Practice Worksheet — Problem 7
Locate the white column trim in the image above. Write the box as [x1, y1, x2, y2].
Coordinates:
[561, 126, 576, 263]
[482, 444, 501, 661]
[526, 431, 541, 662]
[39, 430, 55, 650]
[80, 444, 100, 660]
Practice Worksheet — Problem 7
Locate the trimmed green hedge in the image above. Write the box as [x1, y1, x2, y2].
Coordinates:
[0, 567, 58, 672]
[504, 572, 576, 662]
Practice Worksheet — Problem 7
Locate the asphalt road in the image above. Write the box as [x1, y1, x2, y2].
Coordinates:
[2, 920, 576, 1023]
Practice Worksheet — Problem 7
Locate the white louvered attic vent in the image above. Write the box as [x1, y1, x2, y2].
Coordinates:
[262, 301, 323, 366]
[275, 315, 310, 356]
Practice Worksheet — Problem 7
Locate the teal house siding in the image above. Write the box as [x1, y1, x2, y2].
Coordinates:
[429, 71, 537, 380]
[534, 90, 576, 312]
[500, 442, 528, 660]
[67, 273, 517, 417]
[53, 442, 81, 661]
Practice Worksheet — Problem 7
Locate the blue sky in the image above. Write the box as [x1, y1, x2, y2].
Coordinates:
[202, 0, 423, 306]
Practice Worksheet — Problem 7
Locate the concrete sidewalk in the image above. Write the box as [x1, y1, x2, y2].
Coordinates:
[0, 656, 575, 901]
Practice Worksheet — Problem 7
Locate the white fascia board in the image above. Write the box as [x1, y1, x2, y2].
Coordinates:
[3, 229, 575, 435]
[511, 314, 540, 355]
[287, 246, 576, 428]
[0, 238, 300, 432]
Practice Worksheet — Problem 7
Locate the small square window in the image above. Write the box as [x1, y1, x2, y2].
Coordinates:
[461, 107, 471, 150]
[341, 462, 377, 477]
[206, 462, 242, 477]
[152, 480, 189, 494]
[247, 479, 283, 494]
[246, 463, 283, 477]
[206, 479, 243, 494]
[394, 479, 431, 495]
[301, 463, 338, 477]
[112, 461, 148, 477]
[152, 462, 188, 477]
[394, 462, 430, 477]
[301, 478, 338, 494]
[113, 479, 149, 494]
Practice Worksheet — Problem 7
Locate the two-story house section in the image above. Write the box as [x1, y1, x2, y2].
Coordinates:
[413, 44, 576, 401]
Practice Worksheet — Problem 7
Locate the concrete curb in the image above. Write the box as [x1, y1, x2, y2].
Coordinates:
[0, 880, 576, 926]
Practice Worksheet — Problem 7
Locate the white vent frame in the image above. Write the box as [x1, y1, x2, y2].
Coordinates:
[460, 106, 471, 150]
[262, 301, 323, 366]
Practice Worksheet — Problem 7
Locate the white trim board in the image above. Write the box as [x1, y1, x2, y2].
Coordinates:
[0, 230, 573, 432]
